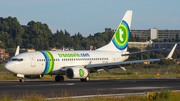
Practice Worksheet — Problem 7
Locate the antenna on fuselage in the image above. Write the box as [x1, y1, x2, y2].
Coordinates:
[15, 46, 20, 56]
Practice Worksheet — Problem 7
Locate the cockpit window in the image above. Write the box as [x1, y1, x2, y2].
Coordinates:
[11, 58, 23, 62]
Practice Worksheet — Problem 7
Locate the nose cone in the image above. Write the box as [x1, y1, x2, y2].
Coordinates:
[4, 62, 16, 73]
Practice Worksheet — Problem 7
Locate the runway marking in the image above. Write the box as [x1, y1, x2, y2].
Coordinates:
[113, 86, 168, 90]
[24, 83, 75, 87]
[98, 86, 168, 90]
[45, 92, 146, 100]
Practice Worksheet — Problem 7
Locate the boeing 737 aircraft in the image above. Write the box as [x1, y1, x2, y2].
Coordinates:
[4, 10, 177, 82]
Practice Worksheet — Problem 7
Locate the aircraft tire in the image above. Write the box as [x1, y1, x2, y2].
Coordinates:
[60, 76, 64, 82]
[55, 76, 60, 82]
[19, 78, 25, 82]
[55, 75, 64, 82]
[80, 76, 90, 82]
[85, 76, 90, 81]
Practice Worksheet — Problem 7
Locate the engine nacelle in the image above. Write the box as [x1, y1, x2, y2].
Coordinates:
[65, 67, 88, 79]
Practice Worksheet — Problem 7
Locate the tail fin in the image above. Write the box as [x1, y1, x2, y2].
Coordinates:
[97, 10, 132, 51]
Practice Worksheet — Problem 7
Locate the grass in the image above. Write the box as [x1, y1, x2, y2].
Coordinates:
[1, 67, 180, 81]
[1, 90, 180, 101]
[0, 62, 6, 72]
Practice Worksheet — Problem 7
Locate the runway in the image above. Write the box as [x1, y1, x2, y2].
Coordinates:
[0, 79, 180, 98]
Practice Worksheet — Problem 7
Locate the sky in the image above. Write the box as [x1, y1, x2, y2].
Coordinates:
[0, 0, 180, 37]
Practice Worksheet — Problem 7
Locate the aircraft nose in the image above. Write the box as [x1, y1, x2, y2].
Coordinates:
[4, 62, 15, 73]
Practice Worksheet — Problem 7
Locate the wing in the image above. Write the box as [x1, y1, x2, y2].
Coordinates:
[121, 49, 166, 56]
[86, 58, 160, 69]
[86, 44, 177, 72]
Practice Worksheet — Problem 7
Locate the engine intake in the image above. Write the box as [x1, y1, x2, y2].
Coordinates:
[65, 67, 88, 79]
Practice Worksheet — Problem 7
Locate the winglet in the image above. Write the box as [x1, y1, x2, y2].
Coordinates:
[165, 44, 177, 59]
[15, 46, 20, 56]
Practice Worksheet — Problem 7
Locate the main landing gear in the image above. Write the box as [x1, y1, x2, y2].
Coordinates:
[80, 76, 90, 82]
[19, 78, 25, 82]
[55, 75, 64, 82]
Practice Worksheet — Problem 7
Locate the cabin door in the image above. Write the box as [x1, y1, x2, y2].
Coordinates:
[29, 54, 36, 67]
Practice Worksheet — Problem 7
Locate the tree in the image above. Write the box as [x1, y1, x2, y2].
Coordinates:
[158, 59, 175, 66]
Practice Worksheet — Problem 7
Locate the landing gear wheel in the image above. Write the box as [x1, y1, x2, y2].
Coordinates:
[55, 76, 59, 82]
[85, 76, 90, 81]
[80, 76, 90, 82]
[55, 75, 64, 82]
[60, 76, 64, 82]
[19, 78, 25, 82]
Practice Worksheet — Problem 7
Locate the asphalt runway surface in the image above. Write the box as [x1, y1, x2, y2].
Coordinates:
[0, 79, 180, 98]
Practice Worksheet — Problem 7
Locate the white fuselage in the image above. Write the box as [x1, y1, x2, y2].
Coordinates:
[5, 50, 129, 76]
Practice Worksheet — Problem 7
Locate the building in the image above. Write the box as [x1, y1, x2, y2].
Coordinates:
[0, 53, 9, 58]
[158, 29, 180, 40]
[86, 45, 96, 50]
[0, 48, 9, 58]
[128, 41, 180, 50]
[128, 40, 153, 50]
[0, 48, 5, 53]
[51, 47, 62, 51]
[105, 28, 180, 40]
[130, 28, 158, 40]
[27, 49, 35, 52]
[151, 42, 180, 49]
[50, 47, 74, 51]
[105, 27, 116, 33]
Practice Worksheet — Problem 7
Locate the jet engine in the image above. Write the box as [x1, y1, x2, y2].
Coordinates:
[65, 67, 88, 79]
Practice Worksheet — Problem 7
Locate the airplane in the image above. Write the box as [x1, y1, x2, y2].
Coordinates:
[4, 10, 177, 82]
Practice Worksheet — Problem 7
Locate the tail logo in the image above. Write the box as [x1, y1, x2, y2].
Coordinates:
[112, 20, 129, 50]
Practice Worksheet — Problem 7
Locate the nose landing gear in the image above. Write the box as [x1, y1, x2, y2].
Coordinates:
[19, 78, 25, 82]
